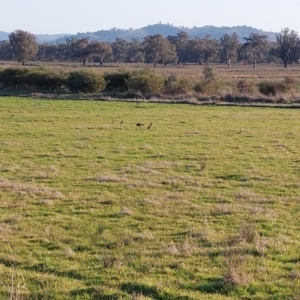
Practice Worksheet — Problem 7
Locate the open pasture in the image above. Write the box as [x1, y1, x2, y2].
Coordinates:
[0, 97, 299, 299]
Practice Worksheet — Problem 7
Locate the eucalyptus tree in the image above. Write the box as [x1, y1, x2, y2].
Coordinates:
[186, 37, 205, 64]
[90, 41, 113, 65]
[67, 38, 112, 66]
[0, 40, 14, 60]
[243, 33, 269, 68]
[201, 35, 219, 64]
[144, 34, 177, 67]
[9, 30, 38, 64]
[112, 38, 128, 62]
[220, 33, 239, 67]
[68, 37, 93, 65]
[127, 38, 144, 63]
[271, 28, 300, 68]
[186, 36, 218, 65]
[167, 31, 189, 64]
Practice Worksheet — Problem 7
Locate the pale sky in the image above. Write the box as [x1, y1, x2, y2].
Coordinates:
[0, 0, 298, 34]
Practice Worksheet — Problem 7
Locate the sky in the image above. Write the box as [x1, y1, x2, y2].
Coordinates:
[0, 0, 299, 35]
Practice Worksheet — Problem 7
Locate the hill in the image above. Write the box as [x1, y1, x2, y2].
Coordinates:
[0, 31, 71, 44]
[0, 31, 9, 41]
[55, 24, 277, 43]
[0, 24, 278, 44]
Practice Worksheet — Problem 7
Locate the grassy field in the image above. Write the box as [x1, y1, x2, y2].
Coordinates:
[0, 97, 299, 299]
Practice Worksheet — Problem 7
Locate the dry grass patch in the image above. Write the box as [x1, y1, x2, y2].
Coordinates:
[94, 174, 127, 183]
[0, 178, 63, 199]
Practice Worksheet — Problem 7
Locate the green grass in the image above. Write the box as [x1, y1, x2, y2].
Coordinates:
[0, 97, 299, 299]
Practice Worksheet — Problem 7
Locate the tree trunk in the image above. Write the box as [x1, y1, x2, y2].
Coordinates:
[153, 59, 157, 68]
[227, 58, 231, 68]
[284, 61, 288, 68]
[253, 53, 256, 69]
[83, 57, 87, 66]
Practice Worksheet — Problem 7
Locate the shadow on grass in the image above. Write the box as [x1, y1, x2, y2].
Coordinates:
[215, 174, 247, 182]
[121, 282, 191, 299]
[196, 277, 227, 294]
[0, 257, 19, 268]
[70, 287, 121, 299]
[24, 263, 85, 280]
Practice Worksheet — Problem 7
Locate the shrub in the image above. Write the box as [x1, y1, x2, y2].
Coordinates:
[193, 64, 223, 95]
[193, 80, 223, 95]
[283, 76, 299, 90]
[126, 69, 164, 94]
[0, 67, 31, 87]
[236, 79, 255, 94]
[104, 70, 131, 92]
[67, 70, 106, 93]
[223, 246, 250, 287]
[202, 64, 217, 84]
[193, 82, 204, 93]
[163, 74, 193, 95]
[257, 81, 288, 96]
[25, 68, 67, 90]
[0, 67, 68, 91]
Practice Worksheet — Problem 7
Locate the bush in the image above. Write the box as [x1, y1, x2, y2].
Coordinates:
[104, 70, 131, 92]
[202, 64, 217, 84]
[67, 70, 107, 93]
[283, 76, 299, 90]
[236, 79, 255, 94]
[0, 67, 67, 91]
[257, 80, 288, 96]
[163, 74, 193, 95]
[126, 69, 164, 94]
[193, 82, 204, 93]
[193, 80, 223, 95]
[193, 64, 223, 95]
[25, 68, 67, 90]
[0, 67, 31, 87]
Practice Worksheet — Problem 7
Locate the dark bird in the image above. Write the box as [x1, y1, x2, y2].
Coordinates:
[136, 123, 144, 128]
[147, 123, 153, 129]
[120, 120, 123, 124]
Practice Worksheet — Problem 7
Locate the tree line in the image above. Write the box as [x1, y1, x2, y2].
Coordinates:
[1, 28, 300, 68]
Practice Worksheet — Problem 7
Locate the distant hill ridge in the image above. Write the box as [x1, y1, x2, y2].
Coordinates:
[0, 24, 278, 44]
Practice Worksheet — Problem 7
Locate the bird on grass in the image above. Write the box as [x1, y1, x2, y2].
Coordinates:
[147, 123, 153, 129]
[120, 120, 123, 124]
[136, 123, 144, 128]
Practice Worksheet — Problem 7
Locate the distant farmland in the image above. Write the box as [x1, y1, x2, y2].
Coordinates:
[2, 61, 300, 80]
